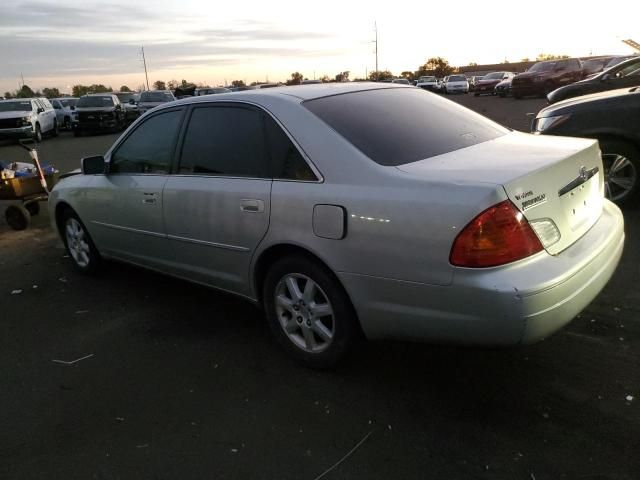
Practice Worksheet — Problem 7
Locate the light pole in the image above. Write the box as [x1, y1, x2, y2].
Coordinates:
[374, 21, 379, 81]
[141, 45, 150, 90]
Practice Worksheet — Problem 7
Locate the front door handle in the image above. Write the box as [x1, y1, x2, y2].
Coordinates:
[240, 199, 265, 213]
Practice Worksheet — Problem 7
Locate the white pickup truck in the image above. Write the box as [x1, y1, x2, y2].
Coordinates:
[0, 98, 58, 142]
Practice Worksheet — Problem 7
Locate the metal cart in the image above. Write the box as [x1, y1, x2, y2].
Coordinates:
[0, 143, 58, 231]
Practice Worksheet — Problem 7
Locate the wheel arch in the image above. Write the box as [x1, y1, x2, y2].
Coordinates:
[252, 243, 357, 313]
[54, 201, 74, 236]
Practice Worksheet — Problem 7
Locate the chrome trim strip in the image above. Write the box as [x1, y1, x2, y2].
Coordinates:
[558, 166, 599, 197]
[167, 234, 250, 252]
[91, 221, 165, 238]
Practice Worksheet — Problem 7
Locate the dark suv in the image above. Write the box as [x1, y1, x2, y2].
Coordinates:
[512, 58, 584, 98]
[73, 94, 126, 136]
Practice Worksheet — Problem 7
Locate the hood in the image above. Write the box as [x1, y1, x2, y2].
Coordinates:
[515, 71, 546, 79]
[477, 78, 501, 86]
[0, 111, 30, 120]
[539, 87, 639, 115]
[76, 106, 116, 112]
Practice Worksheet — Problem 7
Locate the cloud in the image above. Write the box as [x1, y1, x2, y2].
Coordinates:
[0, 1, 342, 91]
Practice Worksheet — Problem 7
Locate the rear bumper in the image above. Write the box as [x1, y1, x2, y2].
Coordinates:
[339, 200, 624, 345]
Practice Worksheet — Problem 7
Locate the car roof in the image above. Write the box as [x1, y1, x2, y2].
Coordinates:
[166, 82, 411, 106]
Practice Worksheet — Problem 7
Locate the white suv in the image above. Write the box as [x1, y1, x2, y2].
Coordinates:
[0, 98, 58, 141]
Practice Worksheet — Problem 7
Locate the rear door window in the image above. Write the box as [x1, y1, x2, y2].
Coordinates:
[304, 88, 507, 166]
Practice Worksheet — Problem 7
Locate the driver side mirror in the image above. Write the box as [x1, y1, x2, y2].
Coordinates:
[81, 155, 106, 175]
[37, 107, 44, 114]
[601, 73, 611, 81]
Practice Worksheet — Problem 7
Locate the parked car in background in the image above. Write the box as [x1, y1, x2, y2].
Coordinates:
[468, 76, 484, 91]
[301, 80, 323, 85]
[73, 93, 126, 136]
[512, 58, 585, 98]
[0, 98, 57, 141]
[51, 97, 78, 130]
[605, 55, 638, 69]
[533, 86, 640, 204]
[195, 87, 232, 96]
[581, 57, 617, 77]
[494, 77, 514, 97]
[113, 92, 140, 123]
[443, 75, 469, 94]
[547, 56, 640, 104]
[391, 78, 411, 85]
[137, 90, 176, 115]
[415, 76, 439, 91]
[474, 72, 515, 96]
[48, 83, 623, 367]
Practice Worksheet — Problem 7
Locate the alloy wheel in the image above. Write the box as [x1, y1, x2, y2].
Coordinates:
[65, 218, 91, 268]
[274, 273, 335, 353]
[602, 153, 637, 202]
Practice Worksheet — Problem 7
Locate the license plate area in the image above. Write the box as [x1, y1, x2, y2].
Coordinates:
[560, 172, 602, 231]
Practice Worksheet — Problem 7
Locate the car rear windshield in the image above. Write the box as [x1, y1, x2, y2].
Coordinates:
[78, 96, 114, 107]
[0, 101, 31, 112]
[140, 91, 174, 102]
[304, 88, 507, 166]
[448, 76, 466, 82]
[419, 77, 436, 82]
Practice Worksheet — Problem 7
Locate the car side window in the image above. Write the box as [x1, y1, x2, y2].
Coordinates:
[110, 109, 183, 174]
[178, 105, 268, 178]
[264, 115, 317, 181]
[53, 101, 61, 110]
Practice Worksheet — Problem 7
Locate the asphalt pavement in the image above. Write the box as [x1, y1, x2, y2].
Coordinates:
[1, 95, 638, 480]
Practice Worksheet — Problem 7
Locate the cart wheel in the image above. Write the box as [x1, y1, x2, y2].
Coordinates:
[25, 202, 40, 216]
[5, 205, 31, 231]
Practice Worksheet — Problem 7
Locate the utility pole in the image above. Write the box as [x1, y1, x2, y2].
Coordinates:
[374, 21, 379, 81]
[141, 45, 150, 90]
[20, 73, 24, 88]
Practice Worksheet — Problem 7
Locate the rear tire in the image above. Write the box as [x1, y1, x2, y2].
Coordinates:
[60, 208, 102, 274]
[599, 139, 640, 205]
[51, 120, 58, 137]
[263, 255, 361, 369]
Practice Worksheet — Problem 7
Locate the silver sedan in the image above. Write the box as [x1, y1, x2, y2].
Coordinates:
[49, 83, 625, 367]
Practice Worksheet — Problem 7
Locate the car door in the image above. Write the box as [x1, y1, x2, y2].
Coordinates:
[40, 98, 56, 131]
[162, 103, 272, 297]
[86, 107, 185, 268]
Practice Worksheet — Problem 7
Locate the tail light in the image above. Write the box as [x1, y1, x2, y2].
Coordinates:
[450, 200, 543, 268]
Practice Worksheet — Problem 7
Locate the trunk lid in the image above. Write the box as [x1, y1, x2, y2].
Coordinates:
[397, 132, 604, 255]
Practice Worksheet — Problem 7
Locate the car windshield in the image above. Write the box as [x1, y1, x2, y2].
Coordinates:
[0, 101, 32, 112]
[528, 61, 555, 72]
[140, 91, 174, 102]
[448, 76, 466, 82]
[304, 88, 507, 166]
[59, 99, 77, 107]
[419, 77, 436, 82]
[115, 93, 133, 102]
[484, 72, 505, 80]
[77, 96, 114, 107]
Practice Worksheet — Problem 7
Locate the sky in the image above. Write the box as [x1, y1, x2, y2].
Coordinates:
[1, 0, 637, 94]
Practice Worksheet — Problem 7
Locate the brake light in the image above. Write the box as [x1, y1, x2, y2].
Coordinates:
[450, 200, 543, 268]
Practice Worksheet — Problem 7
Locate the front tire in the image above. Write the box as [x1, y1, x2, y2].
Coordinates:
[61, 208, 101, 274]
[600, 139, 640, 205]
[263, 255, 360, 368]
[51, 120, 59, 137]
[33, 124, 42, 142]
[5, 205, 31, 230]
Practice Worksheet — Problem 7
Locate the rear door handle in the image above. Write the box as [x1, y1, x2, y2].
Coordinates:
[142, 192, 158, 205]
[240, 199, 265, 213]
